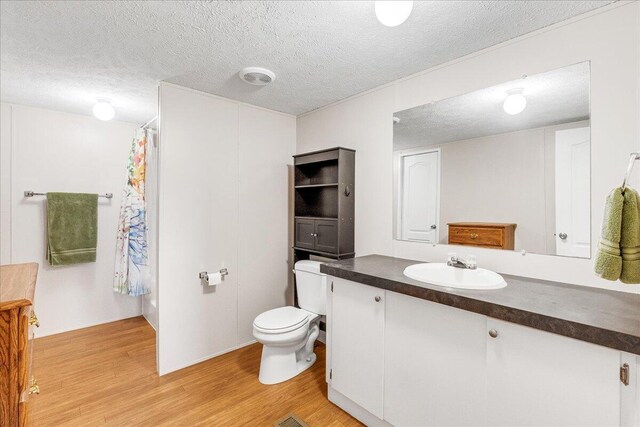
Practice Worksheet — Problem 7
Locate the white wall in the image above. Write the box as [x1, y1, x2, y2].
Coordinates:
[437, 127, 548, 253]
[297, 3, 640, 293]
[0, 103, 143, 336]
[238, 104, 295, 344]
[158, 83, 295, 375]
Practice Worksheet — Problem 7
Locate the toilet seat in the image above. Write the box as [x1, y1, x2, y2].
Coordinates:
[253, 306, 310, 334]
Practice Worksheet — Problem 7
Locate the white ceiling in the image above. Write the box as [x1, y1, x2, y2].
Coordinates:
[393, 62, 590, 150]
[0, 1, 609, 123]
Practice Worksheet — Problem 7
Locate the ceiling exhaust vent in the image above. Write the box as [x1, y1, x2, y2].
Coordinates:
[239, 67, 276, 86]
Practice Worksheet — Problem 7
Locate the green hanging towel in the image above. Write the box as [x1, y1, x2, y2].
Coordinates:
[594, 188, 624, 281]
[46, 192, 98, 266]
[620, 188, 640, 284]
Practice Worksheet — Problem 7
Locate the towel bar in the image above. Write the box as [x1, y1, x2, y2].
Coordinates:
[24, 190, 113, 199]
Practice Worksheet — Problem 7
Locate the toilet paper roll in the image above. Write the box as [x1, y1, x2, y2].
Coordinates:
[206, 272, 222, 286]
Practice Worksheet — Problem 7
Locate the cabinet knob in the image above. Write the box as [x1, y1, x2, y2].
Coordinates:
[488, 329, 498, 338]
[29, 377, 39, 395]
[558, 232, 568, 240]
[375, 296, 381, 302]
[29, 311, 40, 328]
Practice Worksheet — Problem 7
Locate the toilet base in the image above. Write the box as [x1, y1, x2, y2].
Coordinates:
[257, 322, 319, 385]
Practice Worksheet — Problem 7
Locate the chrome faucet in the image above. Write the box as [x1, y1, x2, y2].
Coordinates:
[447, 254, 477, 270]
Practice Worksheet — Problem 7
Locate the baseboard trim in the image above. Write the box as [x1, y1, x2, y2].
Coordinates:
[34, 313, 144, 339]
[159, 339, 257, 376]
[328, 386, 391, 427]
[142, 314, 157, 331]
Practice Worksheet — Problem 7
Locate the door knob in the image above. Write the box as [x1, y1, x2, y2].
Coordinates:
[375, 296, 381, 302]
[430, 224, 437, 229]
[558, 232, 568, 240]
[488, 329, 498, 338]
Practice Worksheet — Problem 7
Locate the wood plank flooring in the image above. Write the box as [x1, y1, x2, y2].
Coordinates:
[29, 316, 363, 426]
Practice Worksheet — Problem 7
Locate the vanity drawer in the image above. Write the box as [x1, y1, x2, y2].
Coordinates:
[448, 223, 516, 250]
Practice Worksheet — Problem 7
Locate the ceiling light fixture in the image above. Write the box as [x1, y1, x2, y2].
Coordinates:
[92, 100, 115, 121]
[375, 1, 413, 27]
[239, 67, 276, 86]
[503, 89, 527, 115]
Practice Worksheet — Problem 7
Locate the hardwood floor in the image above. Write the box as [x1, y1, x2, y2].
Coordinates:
[29, 316, 363, 426]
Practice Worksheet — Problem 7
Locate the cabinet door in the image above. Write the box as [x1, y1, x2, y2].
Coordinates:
[384, 292, 487, 426]
[331, 278, 385, 419]
[315, 220, 338, 253]
[487, 318, 620, 427]
[294, 218, 315, 250]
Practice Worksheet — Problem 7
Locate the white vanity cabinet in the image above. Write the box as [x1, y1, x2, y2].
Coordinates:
[384, 291, 487, 426]
[486, 318, 621, 427]
[330, 277, 385, 420]
[327, 277, 638, 427]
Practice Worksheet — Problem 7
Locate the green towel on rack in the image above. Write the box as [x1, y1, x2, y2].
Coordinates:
[620, 188, 640, 284]
[594, 188, 624, 281]
[46, 192, 98, 266]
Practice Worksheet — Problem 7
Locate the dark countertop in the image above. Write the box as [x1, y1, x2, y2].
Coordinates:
[321, 255, 640, 355]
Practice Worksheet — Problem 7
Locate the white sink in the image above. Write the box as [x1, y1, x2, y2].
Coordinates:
[403, 263, 507, 290]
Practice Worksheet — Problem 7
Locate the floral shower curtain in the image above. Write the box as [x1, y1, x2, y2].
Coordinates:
[114, 128, 150, 296]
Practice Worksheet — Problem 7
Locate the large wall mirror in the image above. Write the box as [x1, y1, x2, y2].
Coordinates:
[393, 62, 591, 258]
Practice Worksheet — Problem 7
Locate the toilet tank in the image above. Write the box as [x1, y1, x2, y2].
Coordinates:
[294, 260, 327, 315]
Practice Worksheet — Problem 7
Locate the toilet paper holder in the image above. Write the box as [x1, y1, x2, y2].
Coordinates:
[199, 268, 228, 284]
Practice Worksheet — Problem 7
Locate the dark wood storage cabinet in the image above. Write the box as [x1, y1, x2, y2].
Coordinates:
[293, 147, 355, 259]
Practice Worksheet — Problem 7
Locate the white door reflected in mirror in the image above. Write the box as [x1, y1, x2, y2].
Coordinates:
[555, 126, 591, 258]
[398, 149, 440, 243]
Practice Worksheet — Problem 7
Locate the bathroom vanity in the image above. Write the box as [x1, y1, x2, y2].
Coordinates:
[322, 255, 640, 427]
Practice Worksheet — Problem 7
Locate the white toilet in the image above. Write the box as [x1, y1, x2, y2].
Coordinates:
[253, 260, 327, 385]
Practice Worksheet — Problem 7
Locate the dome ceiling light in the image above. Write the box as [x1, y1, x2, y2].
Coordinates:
[375, 1, 414, 27]
[92, 100, 115, 121]
[503, 88, 527, 115]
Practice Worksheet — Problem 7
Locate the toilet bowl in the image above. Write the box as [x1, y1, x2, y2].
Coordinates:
[253, 260, 327, 385]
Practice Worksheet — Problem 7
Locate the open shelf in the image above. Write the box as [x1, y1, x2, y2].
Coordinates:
[294, 183, 339, 189]
[292, 247, 355, 259]
[295, 186, 338, 218]
[294, 159, 339, 186]
[295, 216, 338, 221]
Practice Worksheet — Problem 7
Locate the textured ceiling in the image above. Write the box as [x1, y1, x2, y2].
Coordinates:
[393, 62, 590, 150]
[0, 1, 609, 123]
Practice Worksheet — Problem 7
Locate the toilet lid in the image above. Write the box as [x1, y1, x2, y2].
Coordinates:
[254, 307, 309, 332]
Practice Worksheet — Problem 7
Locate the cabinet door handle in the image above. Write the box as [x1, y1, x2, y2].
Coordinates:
[488, 329, 498, 338]
[375, 296, 381, 302]
[470, 233, 479, 239]
[29, 377, 39, 395]
[344, 185, 351, 197]
[621, 363, 630, 386]
[29, 311, 40, 328]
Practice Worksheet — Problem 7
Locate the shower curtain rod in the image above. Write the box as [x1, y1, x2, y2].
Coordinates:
[140, 116, 158, 129]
